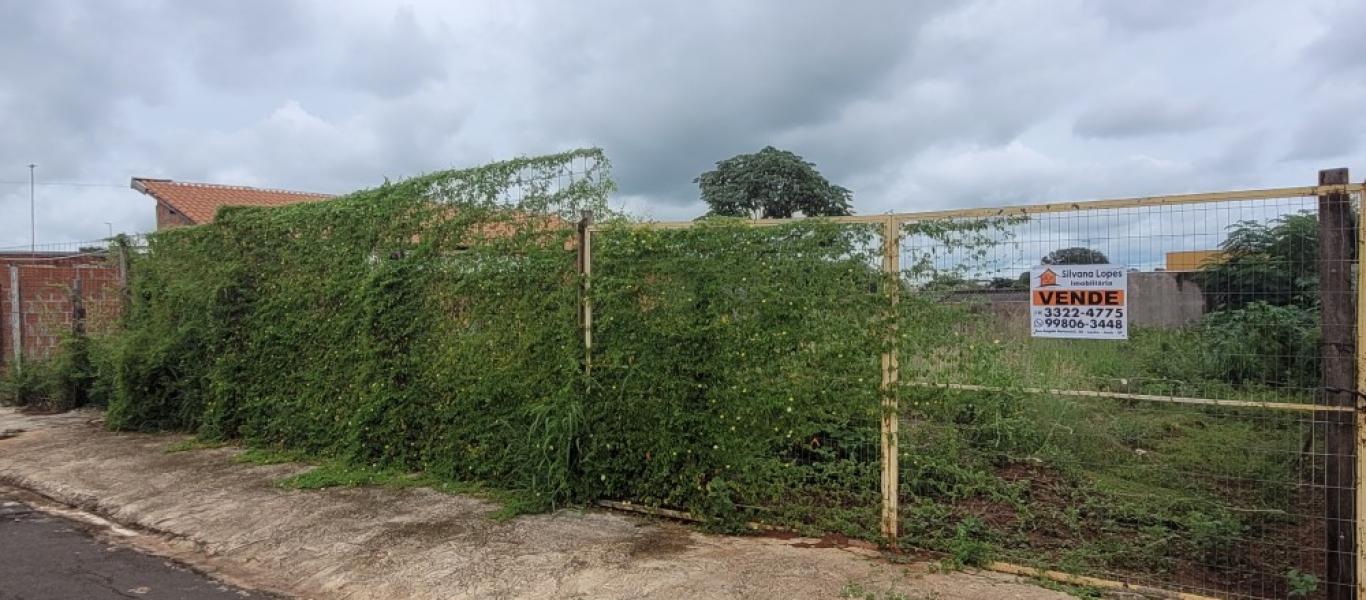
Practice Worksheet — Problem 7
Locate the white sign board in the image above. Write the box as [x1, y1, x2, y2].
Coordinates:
[1029, 264, 1128, 340]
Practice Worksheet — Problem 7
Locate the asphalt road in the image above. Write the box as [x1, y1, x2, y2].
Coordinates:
[0, 492, 275, 600]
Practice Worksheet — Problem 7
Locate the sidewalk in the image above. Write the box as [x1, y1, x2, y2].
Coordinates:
[0, 408, 1066, 600]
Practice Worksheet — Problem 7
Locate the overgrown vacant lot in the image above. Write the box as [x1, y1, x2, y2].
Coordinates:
[1, 152, 1336, 599]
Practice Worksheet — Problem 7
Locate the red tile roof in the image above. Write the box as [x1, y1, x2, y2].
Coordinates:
[131, 177, 334, 225]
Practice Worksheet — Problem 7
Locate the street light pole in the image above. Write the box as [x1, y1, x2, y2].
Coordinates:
[28, 163, 35, 254]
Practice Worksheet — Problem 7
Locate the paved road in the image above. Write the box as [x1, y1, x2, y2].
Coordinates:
[0, 492, 275, 600]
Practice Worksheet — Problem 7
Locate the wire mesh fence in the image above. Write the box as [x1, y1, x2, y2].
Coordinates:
[589, 220, 887, 534]
[19, 158, 1360, 600]
[0, 235, 147, 258]
[895, 187, 1358, 599]
[588, 178, 1365, 600]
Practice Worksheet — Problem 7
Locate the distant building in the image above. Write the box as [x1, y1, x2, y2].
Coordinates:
[130, 178, 333, 230]
[1164, 250, 1222, 272]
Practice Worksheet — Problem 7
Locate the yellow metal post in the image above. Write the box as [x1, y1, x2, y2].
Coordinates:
[579, 211, 594, 376]
[880, 216, 900, 540]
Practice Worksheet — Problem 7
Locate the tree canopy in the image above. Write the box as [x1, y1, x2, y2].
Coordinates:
[1196, 212, 1318, 311]
[696, 146, 853, 219]
[1041, 247, 1109, 265]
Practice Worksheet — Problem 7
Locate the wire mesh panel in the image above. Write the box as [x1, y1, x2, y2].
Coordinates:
[588, 220, 887, 534]
[0, 239, 114, 255]
[896, 189, 1360, 599]
[0, 236, 149, 260]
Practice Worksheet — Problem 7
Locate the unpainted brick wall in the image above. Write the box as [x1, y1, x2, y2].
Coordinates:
[0, 254, 123, 369]
[156, 201, 195, 229]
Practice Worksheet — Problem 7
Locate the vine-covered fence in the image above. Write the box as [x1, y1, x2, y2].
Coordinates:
[588, 172, 1366, 600]
[95, 151, 1366, 600]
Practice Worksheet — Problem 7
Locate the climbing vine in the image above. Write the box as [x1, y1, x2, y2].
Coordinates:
[108, 149, 612, 507]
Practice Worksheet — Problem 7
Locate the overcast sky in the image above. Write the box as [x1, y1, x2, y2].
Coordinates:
[1, 0, 1363, 247]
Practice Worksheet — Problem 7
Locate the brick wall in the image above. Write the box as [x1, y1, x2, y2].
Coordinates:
[156, 201, 195, 229]
[0, 253, 124, 369]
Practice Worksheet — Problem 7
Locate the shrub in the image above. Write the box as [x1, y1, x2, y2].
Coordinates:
[0, 333, 109, 412]
[1195, 213, 1318, 311]
[1198, 302, 1319, 388]
[0, 360, 59, 408]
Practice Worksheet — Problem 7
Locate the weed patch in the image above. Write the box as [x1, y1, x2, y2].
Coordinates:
[277, 460, 541, 520]
[164, 437, 230, 453]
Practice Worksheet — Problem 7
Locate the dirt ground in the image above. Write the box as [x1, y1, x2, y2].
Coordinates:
[0, 408, 1069, 600]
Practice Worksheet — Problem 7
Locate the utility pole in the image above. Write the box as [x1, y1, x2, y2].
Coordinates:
[28, 163, 36, 254]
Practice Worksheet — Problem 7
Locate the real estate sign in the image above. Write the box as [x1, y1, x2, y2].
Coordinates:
[1029, 264, 1128, 340]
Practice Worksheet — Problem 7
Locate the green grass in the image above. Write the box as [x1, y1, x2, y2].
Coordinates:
[991, 329, 1314, 404]
[276, 460, 542, 521]
[1034, 579, 1102, 599]
[163, 437, 231, 453]
[894, 322, 1318, 596]
[162, 435, 548, 522]
[234, 447, 311, 465]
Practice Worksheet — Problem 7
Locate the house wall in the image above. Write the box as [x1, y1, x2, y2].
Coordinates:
[0, 254, 124, 369]
[156, 201, 195, 230]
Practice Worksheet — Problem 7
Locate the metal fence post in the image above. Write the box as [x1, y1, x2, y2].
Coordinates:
[880, 215, 901, 540]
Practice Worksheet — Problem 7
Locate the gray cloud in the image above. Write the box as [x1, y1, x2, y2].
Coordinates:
[1092, 1, 1236, 33]
[160, 0, 320, 91]
[1, 0, 1364, 246]
[1282, 81, 1366, 161]
[1074, 96, 1217, 139]
[1303, 0, 1366, 75]
[1284, 112, 1362, 161]
[525, 2, 952, 201]
[335, 6, 449, 98]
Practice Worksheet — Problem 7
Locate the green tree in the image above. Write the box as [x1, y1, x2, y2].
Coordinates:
[696, 146, 853, 219]
[1196, 212, 1318, 311]
[1041, 247, 1109, 265]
